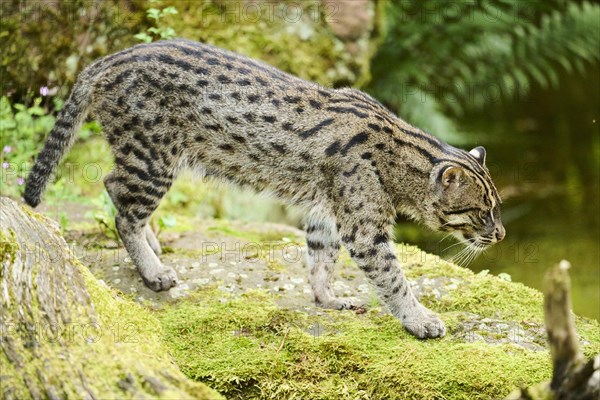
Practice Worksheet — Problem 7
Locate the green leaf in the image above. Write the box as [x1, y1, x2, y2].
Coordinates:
[162, 6, 178, 15]
[160, 27, 176, 39]
[52, 97, 64, 111]
[27, 106, 45, 116]
[134, 33, 153, 43]
[147, 8, 161, 20]
[0, 118, 16, 130]
[159, 215, 177, 229]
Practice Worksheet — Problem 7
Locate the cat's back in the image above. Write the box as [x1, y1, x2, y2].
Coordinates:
[87, 39, 316, 99]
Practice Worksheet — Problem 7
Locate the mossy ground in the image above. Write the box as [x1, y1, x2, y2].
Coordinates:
[154, 243, 599, 399]
[158, 288, 551, 399]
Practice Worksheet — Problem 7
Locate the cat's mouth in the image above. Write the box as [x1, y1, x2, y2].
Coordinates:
[459, 224, 505, 246]
[449, 227, 504, 265]
[466, 236, 494, 250]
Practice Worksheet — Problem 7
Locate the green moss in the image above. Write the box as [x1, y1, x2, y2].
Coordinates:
[158, 287, 554, 399]
[161, 0, 374, 88]
[0, 228, 18, 263]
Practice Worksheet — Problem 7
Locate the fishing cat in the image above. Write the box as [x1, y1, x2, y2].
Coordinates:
[24, 39, 505, 339]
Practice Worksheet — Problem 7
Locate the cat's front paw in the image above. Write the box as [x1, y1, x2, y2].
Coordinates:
[402, 305, 446, 339]
[142, 266, 178, 292]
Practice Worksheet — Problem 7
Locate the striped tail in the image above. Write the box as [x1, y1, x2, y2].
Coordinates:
[24, 80, 93, 207]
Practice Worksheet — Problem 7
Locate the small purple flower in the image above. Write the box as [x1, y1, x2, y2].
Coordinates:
[40, 86, 49, 96]
[2, 145, 11, 153]
[17, 177, 24, 186]
[2, 162, 8, 169]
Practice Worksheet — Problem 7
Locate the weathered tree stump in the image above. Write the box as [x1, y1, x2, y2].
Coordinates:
[507, 261, 599, 399]
[0, 197, 220, 399]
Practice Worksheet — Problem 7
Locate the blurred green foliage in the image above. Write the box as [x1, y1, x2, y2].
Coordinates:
[0, 96, 101, 198]
[1, 0, 142, 102]
[2, 0, 375, 103]
[368, 0, 600, 140]
[0, 96, 55, 196]
[157, 0, 374, 87]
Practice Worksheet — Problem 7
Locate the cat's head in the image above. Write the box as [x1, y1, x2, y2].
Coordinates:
[424, 146, 505, 250]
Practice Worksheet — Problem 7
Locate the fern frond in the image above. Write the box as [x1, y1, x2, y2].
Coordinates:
[368, 0, 600, 128]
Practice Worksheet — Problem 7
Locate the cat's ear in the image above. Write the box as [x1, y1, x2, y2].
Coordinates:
[441, 166, 465, 190]
[469, 146, 486, 165]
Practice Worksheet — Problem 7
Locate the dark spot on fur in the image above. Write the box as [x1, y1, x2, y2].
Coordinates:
[373, 234, 388, 245]
[271, 143, 286, 153]
[205, 124, 221, 131]
[368, 123, 381, 132]
[299, 118, 334, 139]
[217, 75, 232, 84]
[232, 133, 246, 143]
[341, 132, 369, 155]
[283, 95, 301, 104]
[255, 77, 268, 86]
[325, 141, 341, 156]
[218, 143, 234, 153]
[309, 99, 322, 109]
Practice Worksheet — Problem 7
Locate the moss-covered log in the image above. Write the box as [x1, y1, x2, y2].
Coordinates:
[0, 197, 220, 399]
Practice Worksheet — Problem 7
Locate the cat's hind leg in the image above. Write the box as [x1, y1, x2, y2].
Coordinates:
[305, 213, 358, 310]
[104, 167, 176, 291]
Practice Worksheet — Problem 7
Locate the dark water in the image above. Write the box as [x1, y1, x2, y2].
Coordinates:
[394, 67, 600, 321]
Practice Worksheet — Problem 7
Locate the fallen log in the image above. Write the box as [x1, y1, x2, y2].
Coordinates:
[0, 197, 220, 399]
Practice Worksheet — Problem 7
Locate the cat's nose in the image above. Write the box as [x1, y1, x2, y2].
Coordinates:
[495, 225, 506, 242]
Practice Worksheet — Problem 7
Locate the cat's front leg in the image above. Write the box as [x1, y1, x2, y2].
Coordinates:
[339, 221, 446, 339]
